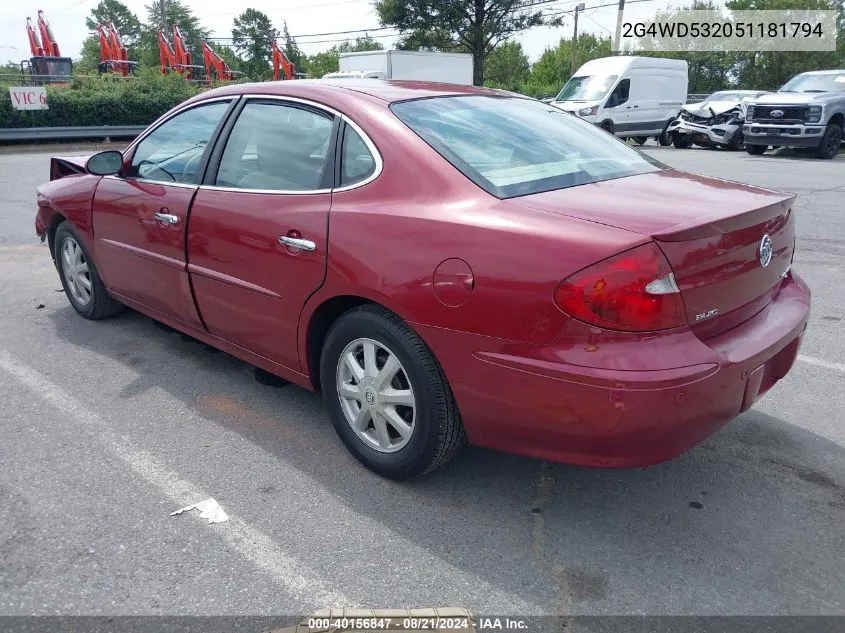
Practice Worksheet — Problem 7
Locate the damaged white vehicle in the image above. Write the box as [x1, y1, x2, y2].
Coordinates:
[668, 90, 769, 150]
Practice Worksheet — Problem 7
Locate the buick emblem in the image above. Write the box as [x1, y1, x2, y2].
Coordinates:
[770, 109, 784, 118]
[759, 234, 773, 268]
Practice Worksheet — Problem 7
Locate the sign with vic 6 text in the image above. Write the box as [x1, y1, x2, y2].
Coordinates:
[9, 87, 48, 110]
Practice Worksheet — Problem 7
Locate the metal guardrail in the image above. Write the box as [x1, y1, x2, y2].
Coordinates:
[0, 125, 146, 142]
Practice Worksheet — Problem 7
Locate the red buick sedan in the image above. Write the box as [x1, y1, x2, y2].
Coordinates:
[35, 80, 810, 478]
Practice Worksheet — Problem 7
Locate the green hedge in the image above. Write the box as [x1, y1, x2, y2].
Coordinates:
[0, 70, 207, 129]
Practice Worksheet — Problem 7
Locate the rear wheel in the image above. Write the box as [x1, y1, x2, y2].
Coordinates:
[632, 136, 647, 145]
[673, 133, 692, 149]
[745, 144, 766, 155]
[320, 305, 466, 479]
[54, 221, 124, 320]
[816, 123, 842, 159]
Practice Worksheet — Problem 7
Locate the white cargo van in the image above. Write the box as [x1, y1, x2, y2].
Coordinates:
[552, 56, 688, 143]
[323, 50, 473, 85]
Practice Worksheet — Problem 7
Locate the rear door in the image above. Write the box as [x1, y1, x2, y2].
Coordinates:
[186, 98, 338, 371]
[92, 98, 235, 327]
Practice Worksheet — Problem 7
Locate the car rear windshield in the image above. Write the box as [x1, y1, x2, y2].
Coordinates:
[390, 95, 664, 199]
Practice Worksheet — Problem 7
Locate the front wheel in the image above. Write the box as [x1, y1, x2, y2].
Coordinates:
[816, 123, 843, 159]
[632, 136, 647, 145]
[673, 133, 692, 149]
[54, 221, 124, 320]
[320, 305, 466, 479]
[726, 131, 744, 151]
[745, 144, 767, 155]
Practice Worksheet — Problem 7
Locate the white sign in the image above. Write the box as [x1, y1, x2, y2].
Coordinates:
[9, 87, 48, 111]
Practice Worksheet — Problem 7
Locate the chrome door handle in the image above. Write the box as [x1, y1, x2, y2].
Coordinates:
[278, 236, 316, 252]
[154, 211, 180, 225]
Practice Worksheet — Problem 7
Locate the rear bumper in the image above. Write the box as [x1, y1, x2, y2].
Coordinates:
[417, 273, 810, 468]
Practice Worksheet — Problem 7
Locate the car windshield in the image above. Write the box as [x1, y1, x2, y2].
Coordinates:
[555, 75, 617, 101]
[391, 95, 664, 199]
[780, 72, 845, 93]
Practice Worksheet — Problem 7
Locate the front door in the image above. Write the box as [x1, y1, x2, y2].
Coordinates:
[187, 99, 337, 370]
[92, 99, 234, 327]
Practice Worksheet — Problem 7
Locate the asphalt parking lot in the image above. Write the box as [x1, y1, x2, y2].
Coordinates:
[0, 143, 843, 619]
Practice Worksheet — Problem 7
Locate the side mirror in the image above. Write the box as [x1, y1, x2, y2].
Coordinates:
[86, 150, 124, 176]
[606, 95, 618, 108]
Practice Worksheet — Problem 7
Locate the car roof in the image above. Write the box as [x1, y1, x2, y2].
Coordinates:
[195, 79, 513, 105]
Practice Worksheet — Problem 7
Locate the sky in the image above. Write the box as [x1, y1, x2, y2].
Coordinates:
[0, 0, 664, 66]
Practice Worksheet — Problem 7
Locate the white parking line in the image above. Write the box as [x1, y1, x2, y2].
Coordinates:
[798, 354, 845, 373]
[0, 350, 352, 610]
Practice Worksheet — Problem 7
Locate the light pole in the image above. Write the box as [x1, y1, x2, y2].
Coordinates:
[571, 2, 585, 77]
[613, 0, 626, 53]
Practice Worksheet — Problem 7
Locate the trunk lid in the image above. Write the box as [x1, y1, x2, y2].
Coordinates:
[510, 170, 796, 339]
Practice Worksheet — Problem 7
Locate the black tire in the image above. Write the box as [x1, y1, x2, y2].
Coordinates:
[54, 221, 124, 320]
[320, 305, 466, 479]
[632, 136, 647, 145]
[672, 134, 692, 149]
[745, 144, 766, 155]
[726, 130, 744, 151]
[816, 123, 842, 160]
[658, 120, 673, 146]
[600, 121, 614, 134]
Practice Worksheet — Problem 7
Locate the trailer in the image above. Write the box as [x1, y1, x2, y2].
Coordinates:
[324, 50, 473, 85]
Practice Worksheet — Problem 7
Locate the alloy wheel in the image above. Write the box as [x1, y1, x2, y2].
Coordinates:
[336, 337, 416, 453]
[61, 236, 92, 306]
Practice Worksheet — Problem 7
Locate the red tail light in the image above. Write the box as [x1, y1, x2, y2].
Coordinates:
[553, 243, 687, 332]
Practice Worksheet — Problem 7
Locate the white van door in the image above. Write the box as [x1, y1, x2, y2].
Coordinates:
[601, 79, 631, 133]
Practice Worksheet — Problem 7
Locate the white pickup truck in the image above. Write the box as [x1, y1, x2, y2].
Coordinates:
[323, 50, 474, 85]
[743, 69, 845, 159]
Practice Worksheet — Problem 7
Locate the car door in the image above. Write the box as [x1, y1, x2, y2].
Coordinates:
[604, 79, 631, 133]
[92, 98, 235, 328]
[186, 98, 339, 371]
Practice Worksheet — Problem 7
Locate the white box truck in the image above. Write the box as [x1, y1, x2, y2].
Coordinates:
[551, 56, 688, 144]
[323, 50, 474, 85]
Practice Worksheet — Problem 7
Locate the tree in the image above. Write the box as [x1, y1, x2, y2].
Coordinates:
[337, 35, 384, 53]
[137, 0, 210, 69]
[301, 36, 384, 77]
[282, 21, 304, 70]
[86, 0, 143, 45]
[725, 0, 845, 90]
[525, 34, 612, 98]
[232, 8, 276, 79]
[630, 0, 845, 92]
[484, 40, 529, 91]
[375, 0, 560, 85]
[77, 0, 143, 73]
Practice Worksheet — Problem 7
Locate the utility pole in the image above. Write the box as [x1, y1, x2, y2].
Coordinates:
[159, 0, 168, 36]
[571, 2, 585, 77]
[613, 0, 625, 54]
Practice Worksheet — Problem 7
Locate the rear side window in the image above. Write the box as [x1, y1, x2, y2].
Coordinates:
[391, 95, 663, 199]
[340, 125, 376, 186]
[215, 101, 334, 191]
